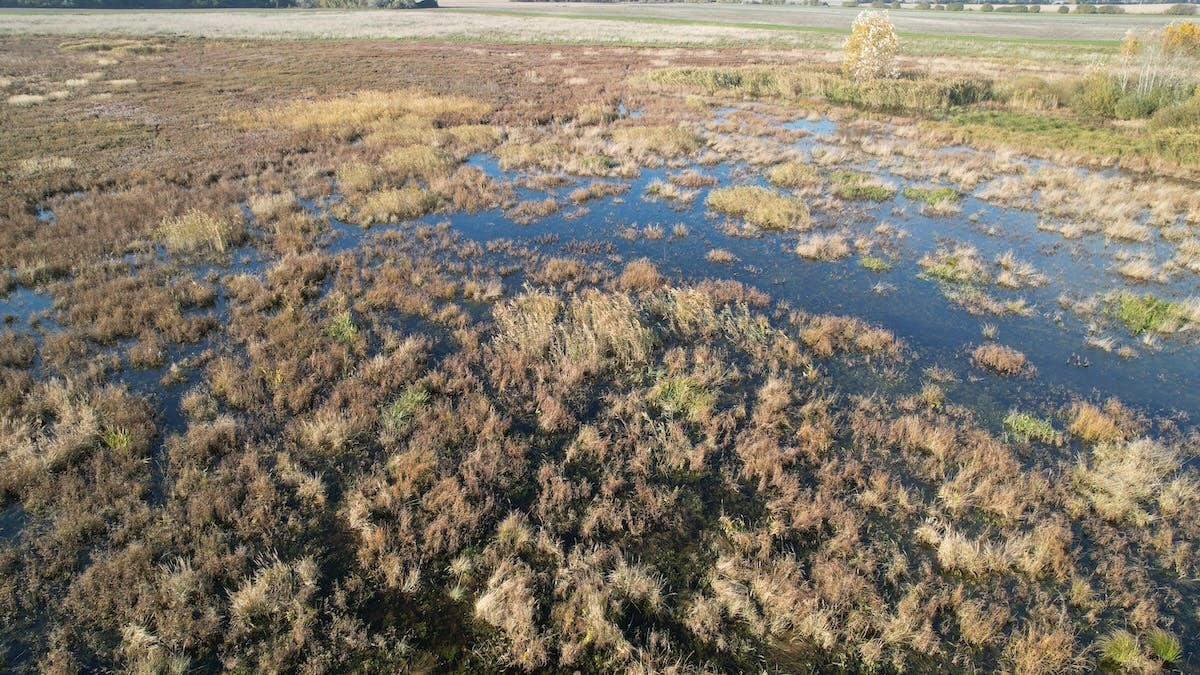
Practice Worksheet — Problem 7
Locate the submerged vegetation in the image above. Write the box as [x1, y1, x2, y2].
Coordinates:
[0, 23, 1198, 675]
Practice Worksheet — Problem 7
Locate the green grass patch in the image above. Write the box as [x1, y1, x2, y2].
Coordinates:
[647, 66, 993, 115]
[859, 256, 892, 273]
[1147, 629, 1182, 664]
[649, 376, 716, 423]
[933, 111, 1200, 168]
[832, 172, 896, 201]
[326, 311, 359, 344]
[1099, 630, 1142, 670]
[1003, 412, 1060, 444]
[1105, 292, 1186, 335]
[902, 186, 959, 206]
[382, 383, 430, 431]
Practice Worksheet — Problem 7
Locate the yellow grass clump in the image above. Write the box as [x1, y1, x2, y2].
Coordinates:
[159, 209, 246, 254]
[611, 125, 703, 159]
[358, 187, 439, 225]
[246, 90, 491, 136]
[706, 185, 810, 230]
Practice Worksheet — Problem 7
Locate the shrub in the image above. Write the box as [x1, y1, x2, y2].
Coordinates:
[981, 3, 994, 11]
[1074, 3, 1096, 12]
[842, 10, 900, 80]
[1058, 4, 1069, 12]
[1150, 97, 1200, 129]
[1164, 3, 1196, 14]
[947, 2, 964, 9]
[1115, 93, 1163, 119]
[1163, 19, 1200, 55]
[1030, 5, 1040, 12]
[916, 1, 931, 8]
[1097, 4, 1124, 12]
[1068, 72, 1121, 118]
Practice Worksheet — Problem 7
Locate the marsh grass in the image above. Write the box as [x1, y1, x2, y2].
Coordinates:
[1098, 630, 1145, 670]
[382, 383, 430, 431]
[705, 185, 809, 230]
[357, 187, 439, 225]
[1068, 400, 1132, 444]
[919, 245, 989, 285]
[610, 125, 703, 160]
[1104, 291, 1193, 335]
[903, 185, 959, 206]
[766, 161, 821, 189]
[1003, 412, 1061, 445]
[972, 343, 1032, 377]
[382, 144, 454, 182]
[1073, 438, 1181, 524]
[795, 232, 852, 261]
[246, 89, 491, 137]
[6, 36, 1200, 675]
[325, 311, 358, 344]
[859, 256, 892, 272]
[159, 210, 246, 254]
[1146, 628, 1182, 664]
[706, 248, 737, 264]
[832, 171, 897, 201]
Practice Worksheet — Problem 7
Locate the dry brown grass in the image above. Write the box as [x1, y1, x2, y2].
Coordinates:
[1068, 400, 1133, 443]
[617, 258, 664, 292]
[971, 343, 1033, 377]
[159, 209, 246, 254]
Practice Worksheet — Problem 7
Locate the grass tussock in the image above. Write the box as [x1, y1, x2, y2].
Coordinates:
[920, 245, 989, 285]
[357, 187, 439, 225]
[972, 343, 1033, 377]
[1072, 438, 1186, 525]
[616, 258, 663, 293]
[766, 161, 821, 189]
[795, 232, 852, 261]
[1104, 291, 1197, 335]
[1068, 400, 1134, 444]
[832, 171, 897, 201]
[159, 209, 246, 254]
[706, 186, 810, 230]
[1003, 412, 1061, 445]
[610, 125, 702, 159]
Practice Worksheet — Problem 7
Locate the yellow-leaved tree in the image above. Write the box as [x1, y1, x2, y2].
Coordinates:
[841, 10, 899, 81]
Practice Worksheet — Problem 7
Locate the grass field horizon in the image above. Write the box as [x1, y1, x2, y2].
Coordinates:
[0, 1, 1190, 56]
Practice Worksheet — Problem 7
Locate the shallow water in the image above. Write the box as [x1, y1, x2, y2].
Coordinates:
[435, 120, 1200, 431]
[7, 107, 1198, 449]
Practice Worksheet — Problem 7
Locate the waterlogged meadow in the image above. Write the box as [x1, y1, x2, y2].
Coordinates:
[1, 36, 1199, 673]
